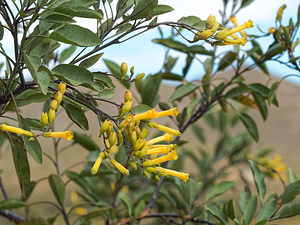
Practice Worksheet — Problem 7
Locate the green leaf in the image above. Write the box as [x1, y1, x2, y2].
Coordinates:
[9, 138, 30, 197]
[288, 168, 299, 184]
[242, 195, 257, 225]
[48, 175, 65, 206]
[59, 45, 76, 63]
[24, 54, 51, 95]
[37, 67, 52, 95]
[169, 84, 198, 103]
[249, 160, 266, 201]
[252, 93, 268, 120]
[191, 124, 205, 143]
[129, 0, 158, 20]
[0, 22, 4, 40]
[249, 83, 270, 98]
[98, 89, 114, 99]
[161, 73, 182, 81]
[225, 86, 249, 98]
[282, 180, 300, 204]
[277, 202, 300, 219]
[153, 38, 187, 52]
[205, 181, 235, 201]
[256, 194, 278, 223]
[152, 4, 174, 16]
[73, 131, 99, 151]
[53, 5, 103, 19]
[142, 74, 162, 107]
[178, 16, 206, 29]
[119, 192, 133, 216]
[19, 116, 42, 164]
[50, 24, 101, 47]
[80, 208, 110, 221]
[132, 104, 152, 114]
[0, 199, 26, 210]
[79, 53, 103, 68]
[93, 73, 115, 89]
[187, 97, 201, 117]
[103, 59, 130, 89]
[43, 13, 76, 24]
[61, 101, 89, 130]
[239, 113, 259, 142]
[52, 64, 93, 86]
[241, 0, 255, 8]
[218, 52, 237, 71]
[239, 189, 251, 214]
[134, 200, 146, 217]
[206, 205, 228, 225]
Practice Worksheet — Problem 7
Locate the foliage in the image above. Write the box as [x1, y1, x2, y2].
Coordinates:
[0, 0, 299, 225]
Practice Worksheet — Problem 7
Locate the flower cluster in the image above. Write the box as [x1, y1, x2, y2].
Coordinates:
[193, 14, 253, 46]
[0, 82, 73, 141]
[91, 90, 189, 182]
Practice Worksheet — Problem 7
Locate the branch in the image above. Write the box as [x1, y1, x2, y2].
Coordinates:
[0, 210, 24, 224]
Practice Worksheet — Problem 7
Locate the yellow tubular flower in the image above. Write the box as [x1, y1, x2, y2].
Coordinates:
[148, 122, 181, 136]
[111, 159, 129, 175]
[147, 133, 173, 145]
[58, 82, 66, 95]
[133, 109, 158, 121]
[206, 14, 217, 29]
[149, 144, 176, 150]
[223, 38, 247, 46]
[230, 16, 246, 38]
[91, 154, 103, 175]
[215, 20, 253, 39]
[43, 131, 73, 140]
[146, 146, 171, 155]
[119, 114, 134, 128]
[0, 124, 34, 137]
[142, 150, 178, 166]
[156, 167, 189, 182]
[156, 108, 179, 118]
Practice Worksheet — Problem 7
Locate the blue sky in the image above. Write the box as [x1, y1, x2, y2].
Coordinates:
[0, 0, 299, 84]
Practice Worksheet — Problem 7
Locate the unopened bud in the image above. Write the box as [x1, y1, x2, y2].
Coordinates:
[120, 62, 128, 79]
[124, 90, 133, 102]
[58, 82, 66, 94]
[139, 127, 149, 139]
[135, 73, 145, 81]
[121, 101, 133, 115]
[134, 138, 145, 151]
[109, 132, 117, 146]
[110, 145, 119, 153]
[130, 161, 137, 170]
[100, 120, 110, 136]
[50, 100, 58, 111]
[146, 167, 158, 173]
[130, 66, 134, 75]
[154, 175, 160, 182]
[117, 129, 123, 145]
[54, 92, 63, 105]
[143, 170, 150, 178]
[40, 112, 48, 130]
[206, 14, 216, 29]
[130, 130, 137, 145]
[48, 109, 56, 127]
[139, 145, 148, 158]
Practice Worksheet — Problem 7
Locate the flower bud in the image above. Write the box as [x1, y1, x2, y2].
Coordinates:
[154, 175, 160, 182]
[146, 167, 158, 174]
[135, 73, 145, 81]
[143, 170, 150, 178]
[117, 129, 123, 145]
[48, 109, 56, 127]
[54, 92, 63, 105]
[134, 138, 145, 151]
[139, 127, 149, 139]
[124, 90, 133, 102]
[121, 101, 133, 115]
[50, 100, 58, 111]
[40, 112, 48, 130]
[206, 14, 216, 29]
[100, 120, 110, 136]
[110, 145, 119, 153]
[130, 130, 137, 145]
[130, 161, 137, 170]
[139, 145, 148, 158]
[109, 132, 117, 146]
[120, 62, 128, 79]
[58, 82, 66, 94]
[130, 66, 134, 75]
[107, 123, 113, 136]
